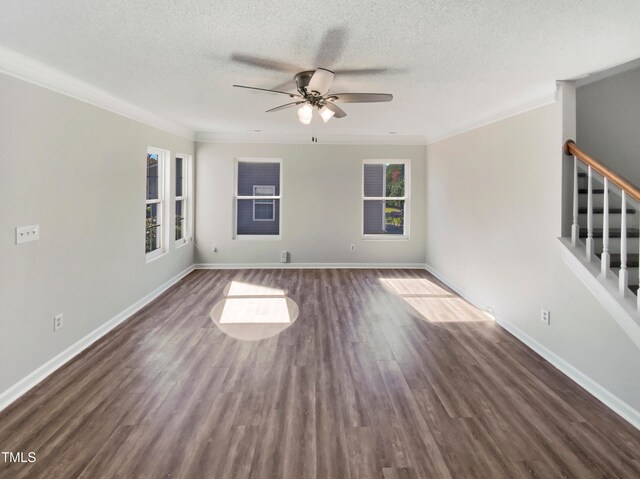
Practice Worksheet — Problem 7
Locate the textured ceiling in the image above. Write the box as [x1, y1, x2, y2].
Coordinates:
[1, 0, 640, 141]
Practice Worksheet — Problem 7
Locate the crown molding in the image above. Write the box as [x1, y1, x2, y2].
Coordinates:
[0, 45, 195, 141]
[425, 82, 558, 145]
[195, 131, 427, 145]
[575, 57, 640, 89]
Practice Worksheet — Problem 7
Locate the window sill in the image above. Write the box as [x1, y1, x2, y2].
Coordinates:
[362, 235, 410, 241]
[175, 238, 189, 249]
[234, 235, 282, 241]
[146, 249, 167, 263]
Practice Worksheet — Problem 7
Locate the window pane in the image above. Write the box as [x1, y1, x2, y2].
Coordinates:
[364, 200, 404, 235]
[238, 162, 280, 196]
[254, 200, 274, 220]
[176, 157, 183, 197]
[146, 203, 161, 252]
[385, 164, 405, 197]
[363, 164, 384, 197]
[176, 199, 184, 240]
[237, 199, 279, 235]
[147, 153, 159, 200]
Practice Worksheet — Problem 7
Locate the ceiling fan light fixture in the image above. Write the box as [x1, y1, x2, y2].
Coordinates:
[298, 103, 313, 125]
[319, 105, 335, 123]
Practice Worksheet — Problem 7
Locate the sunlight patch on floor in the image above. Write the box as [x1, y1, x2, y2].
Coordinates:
[225, 280, 286, 297]
[379, 277, 451, 297]
[378, 276, 493, 323]
[220, 297, 291, 324]
[211, 280, 299, 340]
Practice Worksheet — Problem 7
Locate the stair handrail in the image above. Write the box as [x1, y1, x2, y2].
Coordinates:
[564, 140, 640, 203]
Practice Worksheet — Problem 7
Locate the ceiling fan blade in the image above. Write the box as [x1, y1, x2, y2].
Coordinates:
[334, 67, 405, 76]
[233, 84, 301, 98]
[230, 53, 300, 72]
[323, 102, 347, 118]
[314, 26, 348, 68]
[330, 93, 393, 103]
[271, 79, 296, 91]
[308, 68, 335, 95]
[266, 101, 305, 113]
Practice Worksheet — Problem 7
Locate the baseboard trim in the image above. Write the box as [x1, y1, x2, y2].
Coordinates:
[424, 262, 640, 431]
[497, 317, 640, 431]
[0, 265, 195, 413]
[195, 262, 427, 270]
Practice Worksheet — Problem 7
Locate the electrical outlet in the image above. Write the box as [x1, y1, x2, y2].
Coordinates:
[350, 244, 356, 252]
[281, 251, 288, 263]
[211, 245, 217, 252]
[540, 309, 550, 325]
[54, 314, 63, 331]
[16, 224, 40, 244]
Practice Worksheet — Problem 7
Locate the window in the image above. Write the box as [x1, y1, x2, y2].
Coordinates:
[363, 160, 410, 238]
[253, 185, 276, 221]
[146, 147, 168, 260]
[175, 154, 191, 246]
[235, 159, 282, 238]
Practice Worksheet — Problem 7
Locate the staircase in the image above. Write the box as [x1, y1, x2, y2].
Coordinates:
[562, 140, 640, 348]
[576, 171, 640, 295]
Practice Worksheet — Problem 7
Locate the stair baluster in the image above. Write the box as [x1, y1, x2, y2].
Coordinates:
[586, 166, 594, 261]
[619, 190, 628, 295]
[572, 157, 579, 246]
[601, 178, 610, 277]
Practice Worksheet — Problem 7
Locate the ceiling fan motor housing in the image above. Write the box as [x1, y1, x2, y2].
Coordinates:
[294, 71, 315, 95]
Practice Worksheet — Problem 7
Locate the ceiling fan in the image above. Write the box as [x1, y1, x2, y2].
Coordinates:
[233, 68, 393, 125]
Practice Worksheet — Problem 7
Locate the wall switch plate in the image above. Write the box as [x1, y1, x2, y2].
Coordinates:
[54, 314, 63, 331]
[16, 225, 40, 244]
[211, 245, 217, 252]
[541, 309, 550, 325]
[281, 251, 288, 263]
[350, 244, 356, 252]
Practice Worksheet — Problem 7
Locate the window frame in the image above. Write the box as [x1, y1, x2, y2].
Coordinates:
[233, 158, 283, 240]
[175, 153, 192, 248]
[146, 147, 170, 262]
[362, 159, 411, 241]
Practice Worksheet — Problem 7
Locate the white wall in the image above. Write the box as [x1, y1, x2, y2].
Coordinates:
[195, 142, 425, 265]
[0, 73, 194, 396]
[577, 68, 640, 187]
[425, 102, 640, 413]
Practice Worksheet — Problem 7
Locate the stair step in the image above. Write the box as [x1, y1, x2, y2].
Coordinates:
[578, 207, 636, 214]
[579, 188, 605, 194]
[579, 228, 640, 239]
[595, 253, 640, 268]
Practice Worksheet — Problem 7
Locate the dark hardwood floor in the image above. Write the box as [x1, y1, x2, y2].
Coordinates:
[1, 269, 639, 478]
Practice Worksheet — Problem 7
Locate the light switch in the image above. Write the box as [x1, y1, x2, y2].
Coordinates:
[16, 225, 40, 244]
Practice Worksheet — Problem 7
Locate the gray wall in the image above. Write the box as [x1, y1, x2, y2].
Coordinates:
[577, 68, 640, 188]
[0, 73, 194, 395]
[426, 102, 640, 412]
[195, 142, 425, 265]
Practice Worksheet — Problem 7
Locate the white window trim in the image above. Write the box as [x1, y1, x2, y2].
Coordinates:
[233, 158, 282, 240]
[362, 159, 411, 241]
[146, 147, 170, 262]
[175, 153, 192, 249]
[252, 185, 276, 221]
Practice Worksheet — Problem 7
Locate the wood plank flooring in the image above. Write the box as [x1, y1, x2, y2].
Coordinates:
[1, 269, 639, 478]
